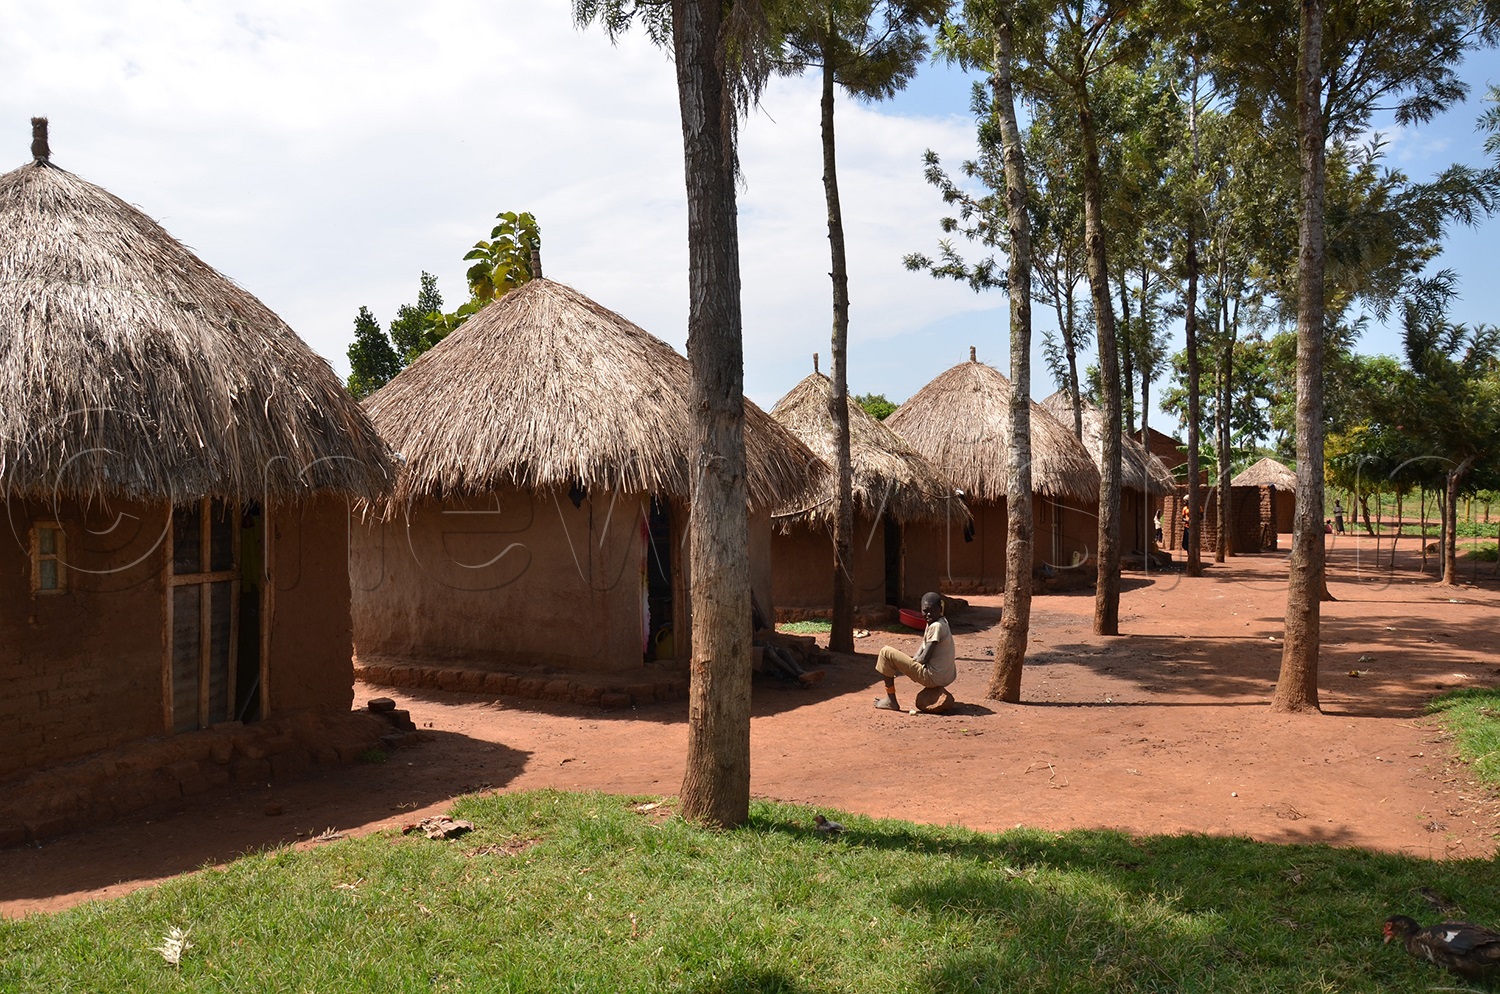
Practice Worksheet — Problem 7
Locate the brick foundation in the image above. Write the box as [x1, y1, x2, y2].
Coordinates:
[0, 708, 397, 849]
[354, 659, 694, 710]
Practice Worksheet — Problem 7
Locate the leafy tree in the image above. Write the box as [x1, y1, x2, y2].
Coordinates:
[1187, 0, 1500, 712]
[389, 272, 447, 362]
[575, 0, 770, 828]
[1089, 47, 1179, 547]
[913, 0, 1040, 702]
[1028, 102, 1090, 435]
[1394, 300, 1500, 584]
[1177, 41, 1208, 577]
[1322, 354, 1408, 532]
[343, 211, 542, 395]
[344, 271, 445, 398]
[773, 0, 945, 653]
[464, 211, 542, 306]
[1017, 2, 1149, 636]
[346, 306, 402, 400]
[854, 392, 898, 419]
[978, 1, 1038, 703]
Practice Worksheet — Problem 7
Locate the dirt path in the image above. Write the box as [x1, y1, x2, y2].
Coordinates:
[4, 534, 1498, 918]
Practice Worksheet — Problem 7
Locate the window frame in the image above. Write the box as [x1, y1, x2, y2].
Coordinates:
[30, 520, 67, 595]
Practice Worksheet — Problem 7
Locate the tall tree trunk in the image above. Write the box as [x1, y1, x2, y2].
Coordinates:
[1142, 352, 1154, 562]
[1077, 82, 1122, 636]
[1272, 0, 1326, 715]
[674, 0, 755, 824]
[1443, 456, 1476, 585]
[1184, 64, 1203, 578]
[1391, 491, 1403, 570]
[989, 16, 1034, 704]
[820, 45, 856, 653]
[1122, 268, 1144, 547]
[1065, 280, 1082, 438]
[1216, 337, 1232, 562]
[1119, 275, 1136, 436]
[1421, 486, 1430, 572]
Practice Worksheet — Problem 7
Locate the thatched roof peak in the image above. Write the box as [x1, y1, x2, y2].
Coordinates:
[30, 117, 49, 163]
[0, 136, 392, 504]
[1232, 456, 1298, 490]
[1039, 392, 1176, 497]
[770, 371, 963, 526]
[885, 357, 1098, 502]
[364, 277, 819, 510]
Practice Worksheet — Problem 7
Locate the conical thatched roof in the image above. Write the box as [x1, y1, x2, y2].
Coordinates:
[1232, 456, 1298, 490]
[1039, 392, 1177, 497]
[0, 121, 391, 504]
[885, 355, 1099, 502]
[365, 277, 819, 510]
[770, 371, 964, 525]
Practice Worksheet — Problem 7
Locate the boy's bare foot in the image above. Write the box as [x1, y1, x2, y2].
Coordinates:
[873, 695, 901, 711]
[798, 670, 825, 688]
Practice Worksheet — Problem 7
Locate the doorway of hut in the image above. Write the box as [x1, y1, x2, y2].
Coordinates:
[884, 518, 902, 606]
[645, 498, 675, 661]
[167, 498, 264, 733]
[235, 503, 264, 722]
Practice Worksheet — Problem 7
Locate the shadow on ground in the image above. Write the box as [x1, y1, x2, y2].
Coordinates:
[0, 732, 529, 909]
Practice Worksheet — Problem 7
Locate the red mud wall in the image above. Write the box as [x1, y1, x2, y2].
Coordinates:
[0, 497, 167, 781]
[351, 489, 652, 673]
[770, 515, 888, 612]
[267, 496, 356, 715]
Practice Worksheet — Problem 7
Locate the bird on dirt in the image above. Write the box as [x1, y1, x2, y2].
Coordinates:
[1383, 914, 1500, 982]
[813, 814, 844, 836]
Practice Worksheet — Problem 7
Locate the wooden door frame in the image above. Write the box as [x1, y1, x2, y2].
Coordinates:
[160, 498, 269, 731]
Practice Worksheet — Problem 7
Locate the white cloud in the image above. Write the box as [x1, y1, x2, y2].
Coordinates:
[8, 1, 1495, 421]
[2, 0, 1003, 412]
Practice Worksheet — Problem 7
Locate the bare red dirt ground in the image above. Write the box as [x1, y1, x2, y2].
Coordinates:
[4, 531, 1498, 918]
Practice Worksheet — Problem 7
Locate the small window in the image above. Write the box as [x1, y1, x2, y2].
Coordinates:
[31, 522, 66, 594]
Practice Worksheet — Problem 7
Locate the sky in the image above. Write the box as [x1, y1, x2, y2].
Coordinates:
[4, 1, 1498, 434]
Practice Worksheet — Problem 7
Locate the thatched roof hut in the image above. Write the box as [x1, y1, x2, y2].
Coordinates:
[365, 277, 817, 510]
[0, 119, 390, 504]
[1, 120, 389, 813]
[770, 370, 961, 525]
[1039, 392, 1176, 497]
[1232, 456, 1298, 490]
[885, 353, 1098, 502]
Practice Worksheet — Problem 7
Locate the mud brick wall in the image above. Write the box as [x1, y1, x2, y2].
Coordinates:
[1, 498, 168, 781]
[1166, 485, 1275, 553]
[1256, 486, 1278, 550]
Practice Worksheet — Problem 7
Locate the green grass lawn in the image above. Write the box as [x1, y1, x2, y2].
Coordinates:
[1431, 688, 1500, 787]
[3, 791, 1497, 993]
[776, 619, 832, 635]
[1466, 542, 1499, 563]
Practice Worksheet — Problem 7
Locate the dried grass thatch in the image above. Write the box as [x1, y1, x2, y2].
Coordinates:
[0, 126, 391, 504]
[1232, 456, 1298, 491]
[885, 355, 1099, 503]
[1039, 392, 1177, 497]
[365, 277, 819, 510]
[770, 371, 963, 525]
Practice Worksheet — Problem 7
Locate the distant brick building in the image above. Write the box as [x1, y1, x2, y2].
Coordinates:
[1136, 426, 1188, 477]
